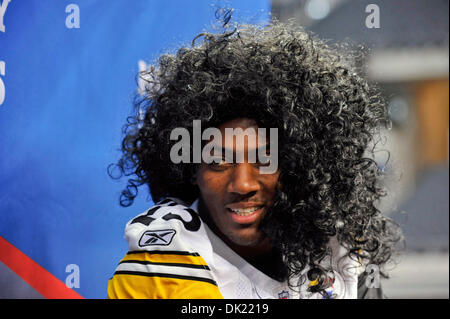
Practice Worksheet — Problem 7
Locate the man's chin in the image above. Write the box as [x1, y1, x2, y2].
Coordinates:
[228, 232, 266, 247]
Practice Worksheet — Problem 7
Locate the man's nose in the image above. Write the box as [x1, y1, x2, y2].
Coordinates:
[227, 163, 261, 195]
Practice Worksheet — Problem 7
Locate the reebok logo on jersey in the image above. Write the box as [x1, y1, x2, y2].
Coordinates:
[139, 229, 176, 247]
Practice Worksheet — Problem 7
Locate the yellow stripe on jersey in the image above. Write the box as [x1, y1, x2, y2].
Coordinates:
[108, 273, 223, 299]
[107, 250, 223, 299]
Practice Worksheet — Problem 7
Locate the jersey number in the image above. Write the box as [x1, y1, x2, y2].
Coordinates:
[131, 203, 201, 232]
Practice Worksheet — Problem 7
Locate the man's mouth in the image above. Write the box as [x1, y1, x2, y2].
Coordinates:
[227, 206, 264, 216]
[225, 203, 265, 224]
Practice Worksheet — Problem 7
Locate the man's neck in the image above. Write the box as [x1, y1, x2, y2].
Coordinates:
[220, 232, 287, 282]
[197, 199, 287, 281]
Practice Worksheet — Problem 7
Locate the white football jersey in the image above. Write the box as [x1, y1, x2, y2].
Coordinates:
[108, 198, 360, 299]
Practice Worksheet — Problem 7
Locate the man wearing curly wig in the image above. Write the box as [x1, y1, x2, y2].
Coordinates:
[107, 21, 402, 299]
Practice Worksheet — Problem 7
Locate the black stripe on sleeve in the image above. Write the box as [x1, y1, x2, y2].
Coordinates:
[119, 259, 211, 271]
[113, 270, 218, 286]
[126, 250, 200, 257]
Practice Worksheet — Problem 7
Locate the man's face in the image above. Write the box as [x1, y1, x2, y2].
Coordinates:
[195, 118, 280, 247]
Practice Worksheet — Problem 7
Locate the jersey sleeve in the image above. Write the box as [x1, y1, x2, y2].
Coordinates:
[107, 198, 223, 299]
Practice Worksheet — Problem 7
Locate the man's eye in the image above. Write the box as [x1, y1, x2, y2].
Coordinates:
[255, 160, 271, 167]
[208, 156, 224, 164]
[208, 157, 232, 170]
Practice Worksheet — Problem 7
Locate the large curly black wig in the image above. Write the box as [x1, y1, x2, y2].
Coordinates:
[110, 20, 402, 296]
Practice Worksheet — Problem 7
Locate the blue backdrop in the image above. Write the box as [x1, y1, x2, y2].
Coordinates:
[0, 0, 270, 299]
